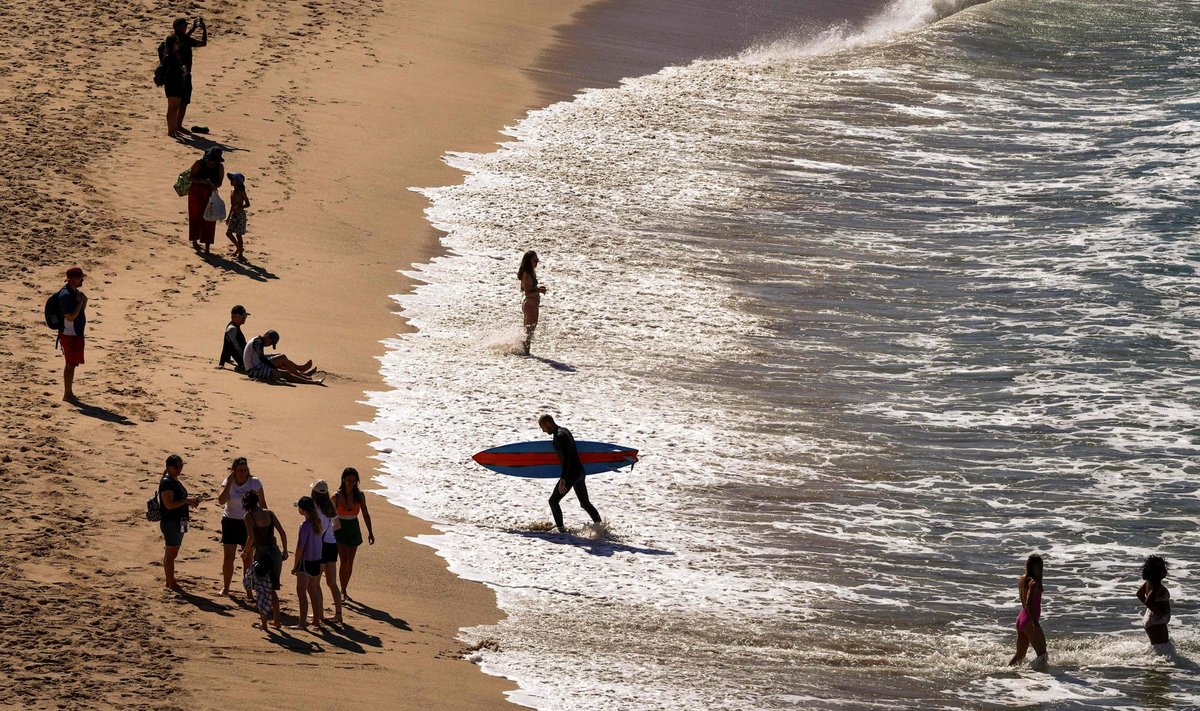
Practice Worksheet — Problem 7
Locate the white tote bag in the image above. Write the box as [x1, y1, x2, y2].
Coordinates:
[203, 191, 227, 222]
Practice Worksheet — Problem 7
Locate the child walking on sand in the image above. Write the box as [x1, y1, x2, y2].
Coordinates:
[1137, 555, 1172, 648]
[225, 172, 250, 259]
[292, 496, 325, 631]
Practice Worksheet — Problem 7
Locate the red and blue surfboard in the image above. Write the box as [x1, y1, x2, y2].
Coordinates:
[472, 440, 639, 478]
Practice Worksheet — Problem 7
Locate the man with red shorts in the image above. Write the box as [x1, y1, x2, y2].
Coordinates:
[58, 266, 88, 402]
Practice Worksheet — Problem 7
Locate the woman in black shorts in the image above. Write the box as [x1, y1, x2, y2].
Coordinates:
[160, 34, 189, 137]
[242, 490, 287, 629]
[159, 454, 200, 591]
[217, 457, 265, 597]
[311, 480, 343, 623]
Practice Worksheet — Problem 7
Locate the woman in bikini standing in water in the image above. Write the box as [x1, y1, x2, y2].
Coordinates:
[518, 250, 547, 356]
[1009, 553, 1048, 667]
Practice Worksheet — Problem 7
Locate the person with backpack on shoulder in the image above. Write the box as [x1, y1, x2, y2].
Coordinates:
[159, 34, 188, 138]
[166, 17, 207, 133]
[159, 454, 201, 592]
[57, 266, 88, 403]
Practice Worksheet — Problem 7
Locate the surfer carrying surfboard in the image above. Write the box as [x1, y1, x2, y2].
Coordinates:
[539, 415, 603, 532]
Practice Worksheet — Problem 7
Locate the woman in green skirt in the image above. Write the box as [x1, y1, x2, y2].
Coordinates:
[334, 467, 375, 601]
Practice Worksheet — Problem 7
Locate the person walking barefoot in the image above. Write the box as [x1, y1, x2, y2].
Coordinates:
[311, 480, 343, 623]
[216, 457, 264, 597]
[1009, 554, 1048, 668]
[158, 454, 201, 592]
[538, 415, 603, 533]
[243, 490, 288, 630]
[1137, 555, 1171, 648]
[518, 250, 547, 356]
[224, 172, 249, 259]
[334, 467, 375, 602]
[56, 266, 88, 403]
[291, 496, 325, 631]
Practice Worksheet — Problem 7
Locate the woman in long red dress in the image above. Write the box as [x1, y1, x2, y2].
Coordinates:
[188, 147, 225, 253]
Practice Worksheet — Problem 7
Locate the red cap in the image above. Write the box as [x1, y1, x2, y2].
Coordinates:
[66, 266, 85, 278]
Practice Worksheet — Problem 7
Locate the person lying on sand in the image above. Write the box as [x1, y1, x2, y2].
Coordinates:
[242, 329, 323, 384]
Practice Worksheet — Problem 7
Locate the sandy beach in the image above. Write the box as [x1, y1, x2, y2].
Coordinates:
[1, 0, 593, 707]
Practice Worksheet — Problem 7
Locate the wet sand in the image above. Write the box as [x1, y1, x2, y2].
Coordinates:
[0, 0, 590, 707]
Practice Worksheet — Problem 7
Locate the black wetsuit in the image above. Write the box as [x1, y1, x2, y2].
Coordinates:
[549, 426, 601, 529]
[219, 322, 246, 370]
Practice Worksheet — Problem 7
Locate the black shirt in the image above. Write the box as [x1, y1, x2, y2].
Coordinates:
[552, 427, 585, 485]
[57, 286, 85, 335]
[173, 32, 201, 69]
[159, 476, 189, 522]
[220, 322, 246, 369]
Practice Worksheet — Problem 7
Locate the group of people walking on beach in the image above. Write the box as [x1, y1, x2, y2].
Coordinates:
[158, 455, 375, 631]
[1008, 553, 1175, 668]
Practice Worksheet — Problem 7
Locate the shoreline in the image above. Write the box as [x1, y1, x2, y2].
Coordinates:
[2, 0, 596, 707]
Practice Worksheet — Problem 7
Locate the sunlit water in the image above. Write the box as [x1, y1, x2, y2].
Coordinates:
[356, 0, 1200, 707]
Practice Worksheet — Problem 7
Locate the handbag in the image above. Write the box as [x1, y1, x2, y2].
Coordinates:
[203, 190, 227, 222]
[173, 168, 191, 197]
[146, 491, 162, 522]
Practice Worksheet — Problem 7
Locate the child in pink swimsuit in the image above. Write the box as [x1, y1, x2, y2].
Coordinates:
[1137, 555, 1171, 647]
[1009, 553, 1048, 667]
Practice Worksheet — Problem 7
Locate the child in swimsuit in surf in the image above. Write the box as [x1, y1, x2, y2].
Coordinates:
[1009, 553, 1048, 667]
[1137, 555, 1171, 648]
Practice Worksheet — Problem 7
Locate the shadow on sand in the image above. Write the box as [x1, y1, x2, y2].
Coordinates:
[344, 599, 411, 632]
[173, 132, 248, 154]
[199, 251, 278, 281]
[71, 401, 136, 426]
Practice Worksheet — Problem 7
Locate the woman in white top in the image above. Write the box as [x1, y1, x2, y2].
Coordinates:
[217, 457, 265, 597]
[311, 480, 343, 623]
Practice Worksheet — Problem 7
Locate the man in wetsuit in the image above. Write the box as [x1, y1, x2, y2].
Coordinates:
[539, 414, 602, 532]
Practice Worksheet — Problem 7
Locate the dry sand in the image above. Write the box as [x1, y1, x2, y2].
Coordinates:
[1, 0, 594, 707]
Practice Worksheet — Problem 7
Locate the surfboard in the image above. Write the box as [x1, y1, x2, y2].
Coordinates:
[472, 440, 639, 478]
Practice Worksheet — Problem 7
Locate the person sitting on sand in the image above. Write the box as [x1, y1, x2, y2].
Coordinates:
[538, 415, 603, 533]
[243, 490, 287, 630]
[1009, 553, 1048, 668]
[1137, 555, 1171, 648]
[292, 496, 326, 631]
[219, 304, 249, 371]
[242, 329, 323, 384]
[225, 172, 249, 259]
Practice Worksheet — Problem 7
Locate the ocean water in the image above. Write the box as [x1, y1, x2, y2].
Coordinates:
[356, 0, 1200, 708]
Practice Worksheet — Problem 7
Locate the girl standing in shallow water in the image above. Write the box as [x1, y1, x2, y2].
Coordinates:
[1009, 553, 1048, 667]
[1137, 555, 1171, 647]
[518, 250, 547, 356]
